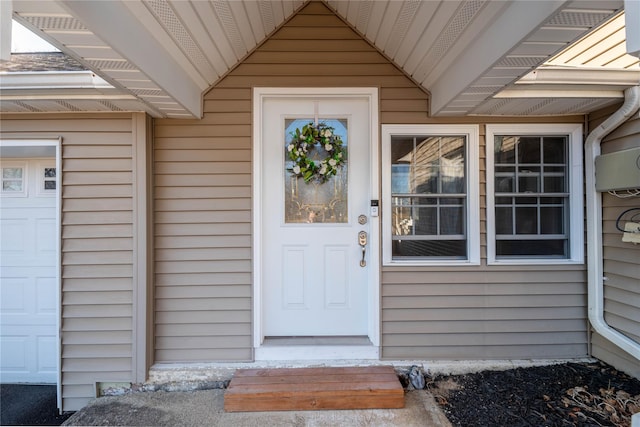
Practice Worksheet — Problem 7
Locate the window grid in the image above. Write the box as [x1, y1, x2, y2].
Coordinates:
[495, 197, 567, 239]
[43, 167, 56, 191]
[2, 166, 25, 193]
[494, 135, 569, 257]
[392, 194, 466, 240]
[390, 135, 467, 259]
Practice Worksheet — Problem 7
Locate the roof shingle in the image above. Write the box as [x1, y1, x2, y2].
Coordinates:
[1, 52, 87, 72]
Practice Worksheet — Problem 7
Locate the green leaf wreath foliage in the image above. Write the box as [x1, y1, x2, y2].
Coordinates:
[287, 122, 346, 183]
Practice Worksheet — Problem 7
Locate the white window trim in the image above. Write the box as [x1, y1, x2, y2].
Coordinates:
[485, 124, 584, 265]
[381, 124, 480, 266]
[1, 161, 28, 197]
[36, 160, 57, 197]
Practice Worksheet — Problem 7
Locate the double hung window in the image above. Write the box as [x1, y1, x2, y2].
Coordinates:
[486, 124, 583, 264]
[382, 125, 479, 265]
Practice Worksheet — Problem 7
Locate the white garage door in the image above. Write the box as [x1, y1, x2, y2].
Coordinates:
[1, 158, 58, 383]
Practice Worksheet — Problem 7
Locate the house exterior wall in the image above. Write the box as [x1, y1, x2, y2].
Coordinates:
[153, 1, 589, 363]
[0, 112, 147, 411]
[589, 105, 640, 378]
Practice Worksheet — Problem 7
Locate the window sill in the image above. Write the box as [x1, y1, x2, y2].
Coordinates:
[487, 258, 584, 266]
[383, 259, 481, 267]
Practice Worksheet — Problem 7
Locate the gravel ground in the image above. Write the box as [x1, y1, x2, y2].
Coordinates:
[429, 361, 640, 427]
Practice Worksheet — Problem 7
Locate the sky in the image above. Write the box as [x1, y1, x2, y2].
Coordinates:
[11, 20, 59, 52]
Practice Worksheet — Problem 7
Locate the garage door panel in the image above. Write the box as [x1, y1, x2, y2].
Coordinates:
[2, 215, 56, 257]
[1, 157, 57, 383]
[1, 219, 28, 253]
[0, 333, 56, 383]
[1, 256, 55, 267]
[37, 335, 57, 373]
[0, 336, 29, 371]
[2, 275, 56, 314]
[36, 277, 57, 313]
[1, 277, 27, 313]
[36, 218, 57, 255]
[2, 315, 56, 330]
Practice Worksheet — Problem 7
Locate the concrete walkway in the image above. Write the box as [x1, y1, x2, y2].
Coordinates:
[63, 389, 452, 426]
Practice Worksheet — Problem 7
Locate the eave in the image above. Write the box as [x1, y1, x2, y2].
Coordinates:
[1, 70, 112, 90]
[3, 0, 636, 119]
[0, 70, 159, 114]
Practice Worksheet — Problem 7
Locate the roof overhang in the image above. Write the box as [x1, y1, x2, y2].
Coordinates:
[494, 67, 640, 100]
[2, 70, 113, 90]
[0, 69, 165, 114]
[2, 0, 637, 119]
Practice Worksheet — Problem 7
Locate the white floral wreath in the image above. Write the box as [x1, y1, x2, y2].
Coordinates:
[287, 122, 346, 183]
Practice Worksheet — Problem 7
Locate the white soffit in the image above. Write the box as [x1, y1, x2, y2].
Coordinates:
[10, 0, 306, 118]
[7, 0, 627, 118]
[480, 10, 640, 116]
[475, 96, 620, 116]
[438, 0, 625, 116]
[546, 12, 639, 69]
[0, 67, 158, 114]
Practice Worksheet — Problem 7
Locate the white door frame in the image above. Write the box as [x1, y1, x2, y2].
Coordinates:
[252, 87, 380, 355]
[0, 138, 61, 408]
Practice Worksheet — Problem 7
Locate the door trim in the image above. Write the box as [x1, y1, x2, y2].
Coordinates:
[252, 88, 380, 358]
[0, 138, 61, 407]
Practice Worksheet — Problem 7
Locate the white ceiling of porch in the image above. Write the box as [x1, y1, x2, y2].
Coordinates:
[5, 0, 637, 119]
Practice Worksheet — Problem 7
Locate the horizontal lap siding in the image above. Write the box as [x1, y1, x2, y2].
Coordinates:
[153, 1, 587, 362]
[1, 113, 135, 411]
[61, 121, 134, 410]
[381, 117, 587, 360]
[152, 1, 428, 363]
[154, 113, 252, 362]
[591, 110, 640, 377]
[382, 267, 588, 359]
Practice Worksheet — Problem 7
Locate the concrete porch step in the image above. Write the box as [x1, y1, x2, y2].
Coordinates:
[224, 366, 405, 412]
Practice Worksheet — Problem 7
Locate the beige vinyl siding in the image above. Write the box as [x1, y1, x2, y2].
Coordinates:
[153, 1, 587, 362]
[590, 108, 640, 378]
[154, 109, 253, 362]
[1, 113, 138, 411]
[382, 122, 587, 359]
[382, 266, 588, 359]
[152, 1, 423, 363]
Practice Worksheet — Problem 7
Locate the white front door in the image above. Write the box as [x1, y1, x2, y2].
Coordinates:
[1, 158, 58, 383]
[259, 92, 377, 338]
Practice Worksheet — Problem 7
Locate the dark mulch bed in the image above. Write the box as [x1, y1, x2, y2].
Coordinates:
[429, 362, 640, 427]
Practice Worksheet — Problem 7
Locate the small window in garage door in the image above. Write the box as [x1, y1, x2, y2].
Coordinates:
[1, 162, 27, 196]
[38, 163, 57, 196]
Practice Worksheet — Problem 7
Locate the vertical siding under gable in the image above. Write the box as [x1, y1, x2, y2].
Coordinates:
[0, 113, 137, 411]
[590, 107, 640, 378]
[153, 1, 588, 362]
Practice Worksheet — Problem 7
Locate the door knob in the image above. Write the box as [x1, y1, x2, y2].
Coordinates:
[358, 231, 367, 267]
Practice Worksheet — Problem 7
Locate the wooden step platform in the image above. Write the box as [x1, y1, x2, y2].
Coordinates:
[224, 366, 405, 412]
